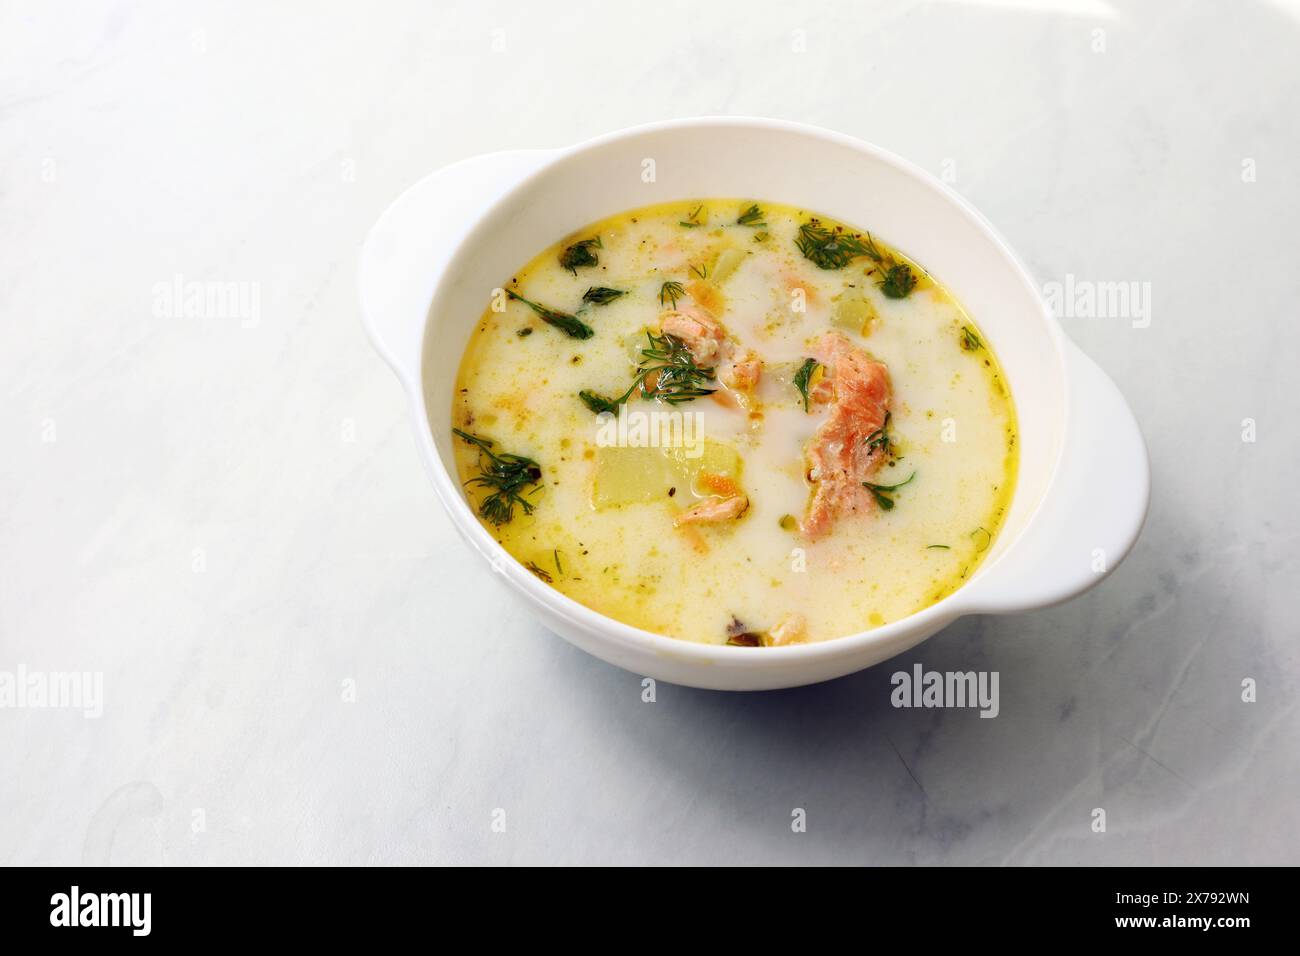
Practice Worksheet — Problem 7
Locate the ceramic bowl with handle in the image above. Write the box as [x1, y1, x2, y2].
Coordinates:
[359, 117, 1149, 691]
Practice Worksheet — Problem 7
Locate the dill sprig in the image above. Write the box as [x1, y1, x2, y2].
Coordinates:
[659, 280, 685, 309]
[862, 471, 916, 511]
[795, 220, 876, 270]
[795, 220, 916, 298]
[679, 204, 705, 228]
[582, 286, 626, 306]
[524, 560, 553, 583]
[578, 331, 716, 414]
[559, 237, 601, 275]
[793, 358, 820, 412]
[959, 325, 983, 351]
[504, 289, 593, 339]
[879, 263, 916, 299]
[736, 203, 767, 227]
[863, 411, 895, 457]
[453, 428, 543, 526]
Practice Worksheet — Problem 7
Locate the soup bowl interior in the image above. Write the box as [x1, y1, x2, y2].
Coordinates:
[417, 119, 1066, 688]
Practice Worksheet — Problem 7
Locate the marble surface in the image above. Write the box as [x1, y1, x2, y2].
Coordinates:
[2, 0, 1298, 866]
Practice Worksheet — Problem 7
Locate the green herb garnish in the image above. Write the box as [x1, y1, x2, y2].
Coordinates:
[559, 237, 601, 275]
[577, 390, 621, 415]
[453, 428, 543, 526]
[864, 410, 894, 457]
[525, 560, 553, 583]
[878, 263, 917, 299]
[926, 544, 950, 550]
[690, 262, 708, 280]
[579, 331, 716, 413]
[862, 471, 916, 511]
[794, 220, 916, 297]
[659, 280, 685, 309]
[679, 204, 705, 228]
[736, 203, 767, 227]
[504, 289, 593, 339]
[795, 220, 875, 270]
[960, 325, 983, 351]
[582, 286, 626, 306]
[793, 358, 820, 412]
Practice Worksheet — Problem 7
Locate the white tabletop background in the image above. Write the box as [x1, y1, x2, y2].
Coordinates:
[2, 0, 1297, 866]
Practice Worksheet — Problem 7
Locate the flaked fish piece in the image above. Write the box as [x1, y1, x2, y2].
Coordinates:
[659, 308, 725, 366]
[675, 494, 749, 526]
[724, 352, 763, 393]
[659, 309, 761, 398]
[766, 613, 808, 646]
[801, 332, 893, 540]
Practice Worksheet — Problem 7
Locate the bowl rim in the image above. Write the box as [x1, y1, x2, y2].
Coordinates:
[422, 115, 1068, 667]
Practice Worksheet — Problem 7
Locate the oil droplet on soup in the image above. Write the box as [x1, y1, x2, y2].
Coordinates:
[452, 200, 1018, 646]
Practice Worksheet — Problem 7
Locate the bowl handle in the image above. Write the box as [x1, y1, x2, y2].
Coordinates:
[957, 339, 1150, 613]
[358, 150, 555, 387]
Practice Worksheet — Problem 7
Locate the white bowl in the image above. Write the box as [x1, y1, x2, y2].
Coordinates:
[359, 117, 1149, 691]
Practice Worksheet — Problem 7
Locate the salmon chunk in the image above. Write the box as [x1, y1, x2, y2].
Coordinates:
[660, 308, 725, 365]
[675, 494, 750, 526]
[800, 332, 892, 540]
[660, 307, 761, 402]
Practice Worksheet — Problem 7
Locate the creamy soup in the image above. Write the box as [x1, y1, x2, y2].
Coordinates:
[452, 200, 1017, 646]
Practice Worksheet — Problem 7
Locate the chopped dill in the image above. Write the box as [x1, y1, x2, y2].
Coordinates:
[679, 204, 705, 228]
[579, 331, 716, 413]
[525, 560, 553, 583]
[864, 411, 895, 458]
[795, 219, 916, 297]
[862, 471, 916, 511]
[793, 358, 819, 412]
[659, 280, 685, 309]
[559, 237, 601, 275]
[582, 286, 626, 306]
[453, 428, 543, 526]
[504, 289, 593, 339]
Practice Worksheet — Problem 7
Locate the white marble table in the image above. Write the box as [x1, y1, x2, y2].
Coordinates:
[2, 0, 1297, 865]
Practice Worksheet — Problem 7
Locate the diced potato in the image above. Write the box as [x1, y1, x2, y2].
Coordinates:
[831, 294, 878, 336]
[712, 248, 749, 284]
[593, 440, 744, 509]
[591, 445, 676, 508]
[666, 441, 743, 498]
